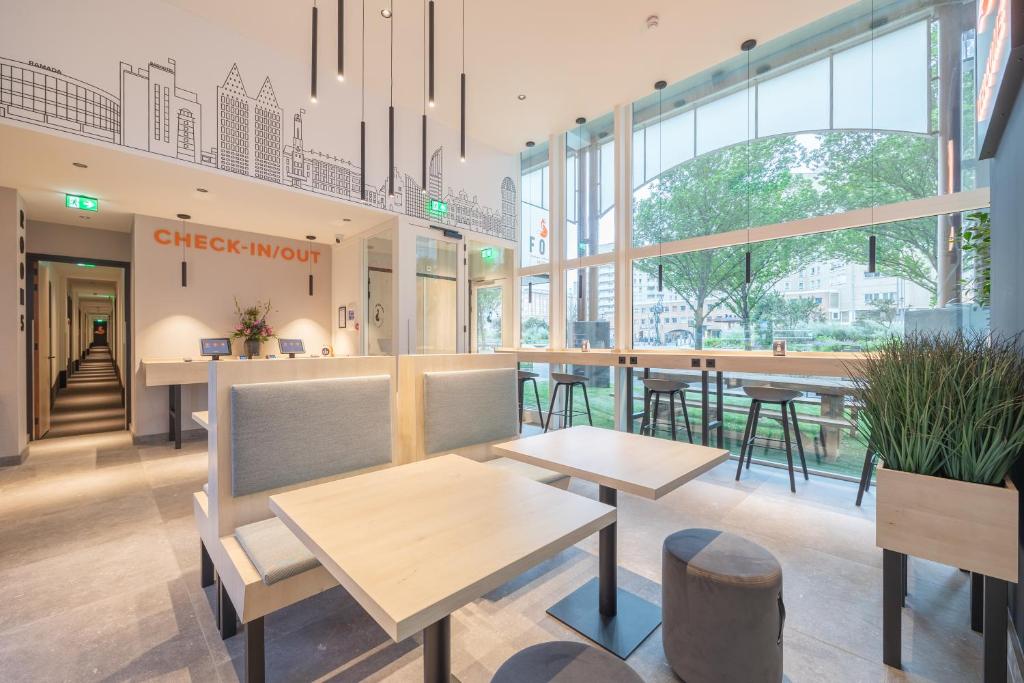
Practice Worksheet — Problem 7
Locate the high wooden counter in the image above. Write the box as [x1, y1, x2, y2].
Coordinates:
[497, 347, 866, 378]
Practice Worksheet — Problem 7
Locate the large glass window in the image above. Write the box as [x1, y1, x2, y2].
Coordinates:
[520, 274, 550, 348]
[520, 142, 550, 268]
[566, 113, 615, 259]
[565, 265, 615, 349]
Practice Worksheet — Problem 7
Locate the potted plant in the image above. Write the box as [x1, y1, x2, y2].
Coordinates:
[231, 299, 275, 358]
[853, 332, 1024, 581]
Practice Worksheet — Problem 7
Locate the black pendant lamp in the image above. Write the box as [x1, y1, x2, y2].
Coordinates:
[868, 235, 877, 273]
[428, 0, 435, 107]
[654, 80, 666, 292]
[527, 280, 533, 303]
[742, 38, 756, 284]
[310, 2, 318, 103]
[421, 0, 428, 194]
[459, 0, 466, 162]
[337, 0, 344, 81]
[306, 235, 316, 295]
[177, 213, 190, 287]
[359, 0, 366, 200]
[387, 0, 395, 197]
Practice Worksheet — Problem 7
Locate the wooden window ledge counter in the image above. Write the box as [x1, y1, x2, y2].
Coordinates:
[495, 348, 867, 378]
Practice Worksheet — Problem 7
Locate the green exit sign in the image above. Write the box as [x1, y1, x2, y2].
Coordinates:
[481, 247, 495, 260]
[426, 198, 448, 216]
[66, 194, 99, 212]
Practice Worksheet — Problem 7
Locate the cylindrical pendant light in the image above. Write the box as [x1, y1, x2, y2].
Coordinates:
[310, 2, 318, 103]
[528, 281, 533, 303]
[459, 0, 466, 162]
[307, 235, 316, 295]
[337, 0, 344, 81]
[428, 0, 435, 107]
[388, 0, 395, 196]
[655, 80, 666, 292]
[422, 0, 428, 194]
[868, 235, 877, 273]
[177, 213, 191, 287]
[359, 0, 366, 201]
[742, 38, 756, 285]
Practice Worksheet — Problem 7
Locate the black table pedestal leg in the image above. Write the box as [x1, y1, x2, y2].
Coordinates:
[971, 572, 984, 633]
[424, 615, 451, 683]
[625, 367, 634, 433]
[700, 370, 710, 446]
[599, 486, 617, 617]
[883, 549, 903, 669]
[983, 576, 1007, 683]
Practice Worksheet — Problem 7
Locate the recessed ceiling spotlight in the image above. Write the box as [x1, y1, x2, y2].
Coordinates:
[381, 8, 392, 18]
[73, 162, 88, 168]
[517, 94, 526, 101]
[196, 187, 208, 193]
[176, 213, 192, 220]
[646, 15, 659, 30]
[525, 141, 535, 148]
[306, 234, 317, 241]
[575, 117, 587, 125]
[79, 215, 91, 220]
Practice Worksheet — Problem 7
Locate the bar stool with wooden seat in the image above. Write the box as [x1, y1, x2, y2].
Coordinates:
[544, 372, 593, 431]
[639, 378, 693, 442]
[735, 386, 808, 492]
[517, 370, 544, 432]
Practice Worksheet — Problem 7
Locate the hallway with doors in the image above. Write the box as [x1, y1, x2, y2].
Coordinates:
[45, 344, 125, 439]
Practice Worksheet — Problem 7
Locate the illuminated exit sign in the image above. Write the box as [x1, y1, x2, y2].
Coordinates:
[66, 194, 99, 212]
[426, 198, 448, 217]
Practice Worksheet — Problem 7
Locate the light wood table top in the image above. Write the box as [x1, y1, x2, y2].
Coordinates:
[494, 426, 729, 500]
[269, 454, 616, 642]
[191, 411, 210, 430]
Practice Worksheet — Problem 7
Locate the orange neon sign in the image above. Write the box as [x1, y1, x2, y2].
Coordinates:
[153, 229, 321, 264]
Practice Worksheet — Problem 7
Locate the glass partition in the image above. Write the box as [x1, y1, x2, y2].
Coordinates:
[521, 142, 550, 268]
[565, 265, 614, 349]
[415, 236, 458, 354]
[520, 274, 550, 348]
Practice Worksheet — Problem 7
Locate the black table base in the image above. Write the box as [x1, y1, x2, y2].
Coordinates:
[168, 384, 182, 449]
[546, 486, 661, 659]
[423, 615, 461, 683]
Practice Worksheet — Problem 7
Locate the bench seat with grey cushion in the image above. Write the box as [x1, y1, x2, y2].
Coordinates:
[234, 517, 320, 585]
[423, 368, 567, 486]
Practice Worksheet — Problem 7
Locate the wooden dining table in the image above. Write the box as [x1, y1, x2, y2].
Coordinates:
[494, 425, 730, 659]
[269, 454, 616, 682]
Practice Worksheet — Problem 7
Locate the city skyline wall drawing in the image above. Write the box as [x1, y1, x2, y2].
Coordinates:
[0, 53, 516, 241]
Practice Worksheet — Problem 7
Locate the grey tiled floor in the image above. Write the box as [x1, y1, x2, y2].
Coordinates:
[0, 429, 983, 681]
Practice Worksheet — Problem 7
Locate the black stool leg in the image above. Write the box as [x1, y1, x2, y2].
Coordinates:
[543, 383, 560, 432]
[531, 378, 543, 429]
[580, 384, 593, 426]
[680, 389, 693, 443]
[518, 380, 525, 431]
[856, 445, 874, 506]
[567, 383, 574, 427]
[651, 392, 662, 437]
[746, 401, 762, 469]
[736, 403, 756, 480]
[780, 403, 796, 493]
[640, 388, 652, 435]
[789, 401, 809, 479]
[668, 391, 678, 440]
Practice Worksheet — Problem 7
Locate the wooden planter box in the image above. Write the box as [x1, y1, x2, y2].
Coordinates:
[876, 465, 1018, 582]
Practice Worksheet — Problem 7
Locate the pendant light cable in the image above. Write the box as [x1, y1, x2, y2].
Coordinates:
[388, 0, 395, 197]
[311, 1, 318, 103]
[655, 80, 666, 292]
[460, 0, 466, 162]
[868, 0, 877, 272]
[422, 0, 428, 194]
[337, 0, 344, 81]
[742, 38, 756, 284]
[360, 0, 366, 200]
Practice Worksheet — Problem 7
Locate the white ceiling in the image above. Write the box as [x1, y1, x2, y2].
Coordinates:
[159, 0, 856, 154]
[0, 124, 392, 241]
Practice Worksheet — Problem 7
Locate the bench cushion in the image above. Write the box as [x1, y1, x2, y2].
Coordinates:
[231, 375, 392, 496]
[486, 457, 568, 486]
[492, 641, 643, 683]
[423, 368, 519, 454]
[234, 517, 321, 585]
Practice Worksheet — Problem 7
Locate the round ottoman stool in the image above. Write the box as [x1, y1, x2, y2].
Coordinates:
[662, 528, 784, 683]
[491, 641, 643, 683]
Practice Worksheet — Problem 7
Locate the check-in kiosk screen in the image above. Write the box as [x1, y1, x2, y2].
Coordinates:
[200, 338, 232, 357]
[278, 338, 305, 355]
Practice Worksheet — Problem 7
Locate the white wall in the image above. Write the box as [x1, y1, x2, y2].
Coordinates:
[330, 237, 363, 356]
[0, 187, 28, 463]
[132, 214, 332, 437]
[26, 221, 132, 263]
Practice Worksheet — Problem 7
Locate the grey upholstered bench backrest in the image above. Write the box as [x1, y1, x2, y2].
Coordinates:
[230, 375, 392, 496]
[423, 368, 519, 454]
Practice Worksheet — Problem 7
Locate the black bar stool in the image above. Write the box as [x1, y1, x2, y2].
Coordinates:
[544, 372, 593, 432]
[735, 387, 808, 492]
[639, 378, 693, 443]
[517, 370, 544, 432]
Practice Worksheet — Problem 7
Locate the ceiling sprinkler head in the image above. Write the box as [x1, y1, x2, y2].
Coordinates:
[646, 15, 659, 30]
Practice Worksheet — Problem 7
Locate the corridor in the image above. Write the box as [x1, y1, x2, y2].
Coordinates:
[45, 346, 125, 439]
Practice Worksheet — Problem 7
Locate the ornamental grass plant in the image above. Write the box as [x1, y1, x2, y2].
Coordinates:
[851, 332, 1024, 485]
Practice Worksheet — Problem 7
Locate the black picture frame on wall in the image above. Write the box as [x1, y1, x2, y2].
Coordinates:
[338, 306, 347, 329]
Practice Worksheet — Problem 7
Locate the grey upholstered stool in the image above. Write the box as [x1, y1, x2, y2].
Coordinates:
[663, 528, 784, 683]
[736, 386, 807, 492]
[491, 641, 643, 683]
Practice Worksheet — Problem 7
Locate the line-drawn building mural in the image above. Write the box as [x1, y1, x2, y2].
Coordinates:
[0, 55, 516, 240]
